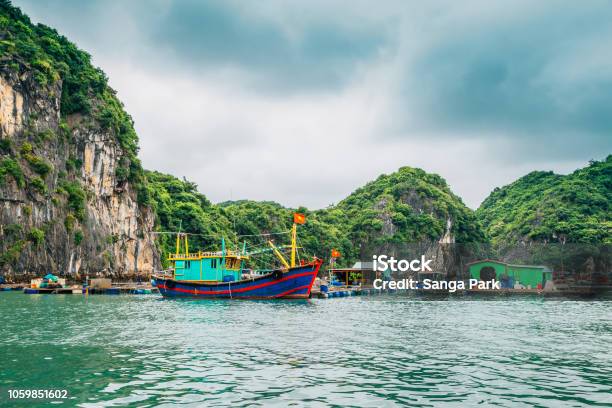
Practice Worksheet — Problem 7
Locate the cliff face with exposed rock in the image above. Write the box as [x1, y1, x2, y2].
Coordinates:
[0, 3, 159, 280]
[0, 68, 158, 280]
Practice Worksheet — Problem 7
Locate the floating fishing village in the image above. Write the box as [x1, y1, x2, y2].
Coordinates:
[1, 2, 611, 406]
[1, 212, 608, 299]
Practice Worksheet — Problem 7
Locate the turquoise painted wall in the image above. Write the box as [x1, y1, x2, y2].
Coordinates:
[506, 265, 545, 288]
[469, 261, 548, 288]
[174, 258, 241, 282]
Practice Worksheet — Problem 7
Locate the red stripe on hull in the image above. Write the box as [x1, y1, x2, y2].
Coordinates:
[157, 259, 322, 299]
[158, 271, 315, 295]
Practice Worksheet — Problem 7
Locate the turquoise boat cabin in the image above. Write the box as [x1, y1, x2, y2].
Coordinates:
[467, 259, 553, 289]
[167, 221, 303, 283]
[169, 236, 249, 283]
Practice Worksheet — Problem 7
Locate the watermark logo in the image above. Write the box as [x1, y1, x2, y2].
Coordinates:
[373, 279, 501, 292]
[372, 255, 433, 272]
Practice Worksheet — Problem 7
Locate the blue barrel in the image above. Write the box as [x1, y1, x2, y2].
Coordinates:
[320, 284, 329, 293]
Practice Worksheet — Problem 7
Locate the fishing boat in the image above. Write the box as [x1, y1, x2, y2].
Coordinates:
[155, 214, 322, 299]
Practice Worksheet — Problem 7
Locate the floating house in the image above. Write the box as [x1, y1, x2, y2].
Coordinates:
[328, 262, 380, 287]
[467, 259, 553, 289]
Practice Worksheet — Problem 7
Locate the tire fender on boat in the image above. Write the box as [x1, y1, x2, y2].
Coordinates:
[166, 280, 176, 289]
[272, 270, 283, 280]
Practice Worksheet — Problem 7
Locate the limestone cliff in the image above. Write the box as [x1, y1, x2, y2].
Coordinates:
[0, 3, 159, 280]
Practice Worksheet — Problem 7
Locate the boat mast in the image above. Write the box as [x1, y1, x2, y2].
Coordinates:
[291, 222, 297, 267]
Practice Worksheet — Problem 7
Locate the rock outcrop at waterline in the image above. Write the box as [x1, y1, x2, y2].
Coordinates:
[0, 3, 159, 279]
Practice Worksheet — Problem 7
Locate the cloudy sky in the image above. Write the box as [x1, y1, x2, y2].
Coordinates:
[15, 0, 612, 209]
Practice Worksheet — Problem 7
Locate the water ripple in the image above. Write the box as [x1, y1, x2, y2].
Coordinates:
[0, 293, 610, 407]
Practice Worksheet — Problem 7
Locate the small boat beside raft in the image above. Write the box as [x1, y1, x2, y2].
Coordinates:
[154, 213, 322, 299]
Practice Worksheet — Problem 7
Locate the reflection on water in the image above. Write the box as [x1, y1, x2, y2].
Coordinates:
[0, 292, 610, 407]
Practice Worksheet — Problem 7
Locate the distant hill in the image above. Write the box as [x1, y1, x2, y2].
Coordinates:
[146, 166, 486, 268]
[333, 166, 485, 247]
[476, 155, 611, 246]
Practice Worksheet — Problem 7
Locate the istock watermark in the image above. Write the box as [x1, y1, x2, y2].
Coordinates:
[372, 255, 433, 272]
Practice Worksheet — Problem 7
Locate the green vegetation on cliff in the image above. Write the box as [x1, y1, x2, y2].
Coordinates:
[146, 171, 233, 268]
[0, 2, 159, 275]
[0, 0, 148, 202]
[146, 166, 485, 269]
[335, 167, 485, 247]
[477, 155, 611, 245]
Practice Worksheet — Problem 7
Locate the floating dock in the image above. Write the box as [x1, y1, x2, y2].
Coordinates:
[0, 284, 26, 291]
[85, 286, 158, 295]
[311, 287, 392, 298]
[310, 286, 601, 298]
[24, 287, 76, 294]
[19, 283, 159, 295]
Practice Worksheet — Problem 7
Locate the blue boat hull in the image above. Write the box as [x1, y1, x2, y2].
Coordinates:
[156, 260, 322, 299]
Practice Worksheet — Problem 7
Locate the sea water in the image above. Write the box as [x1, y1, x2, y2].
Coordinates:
[0, 292, 610, 407]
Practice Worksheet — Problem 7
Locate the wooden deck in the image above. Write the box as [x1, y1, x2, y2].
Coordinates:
[0, 283, 27, 291]
[16, 282, 159, 295]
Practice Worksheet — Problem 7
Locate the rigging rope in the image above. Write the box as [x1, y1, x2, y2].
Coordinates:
[150, 230, 291, 238]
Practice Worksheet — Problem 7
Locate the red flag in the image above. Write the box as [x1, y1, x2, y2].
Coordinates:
[293, 213, 306, 224]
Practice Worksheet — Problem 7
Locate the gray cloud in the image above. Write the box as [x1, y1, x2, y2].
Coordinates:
[147, 0, 392, 92]
[13, 0, 612, 209]
[400, 4, 612, 156]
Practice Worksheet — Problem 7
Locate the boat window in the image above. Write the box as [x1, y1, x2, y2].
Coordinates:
[211, 259, 217, 268]
[185, 261, 191, 269]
